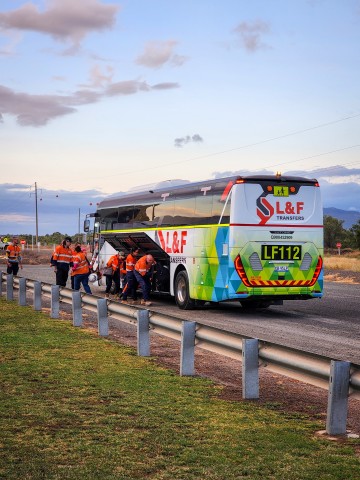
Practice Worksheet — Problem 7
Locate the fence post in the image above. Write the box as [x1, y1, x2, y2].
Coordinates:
[18, 277, 27, 306]
[6, 274, 14, 301]
[97, 298, 108, 336]
[33, 281, 42, 311]
[72, 291, 82, 327]
[326, 360, 351, 435]
[51, 285, 60, 319]
[242, 338, 259, 399]
[137, 309, 150, 356]
[0, 271, 3, 296]
[180, 321, 196, 376]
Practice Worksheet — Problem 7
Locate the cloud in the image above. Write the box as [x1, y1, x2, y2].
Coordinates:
[286, 165, 360, 179]
[233, 20, 271, 52]
[78, 64, 115, 88]
[0, 85, 77, 126]
[0, 79, 179, 126]
[174, 134, 204, 148]
[135, 40, 188, 68]
[0, 0, 119, 52]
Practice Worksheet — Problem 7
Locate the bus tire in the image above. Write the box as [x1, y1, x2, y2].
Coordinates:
[174, 271, 195, 310]
[240, 300, 271, 310]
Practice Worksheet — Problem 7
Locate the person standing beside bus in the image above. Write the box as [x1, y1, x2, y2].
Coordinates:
[134, 254, 156, 306]
[51, 237, 72, 287]
[105, 251, 125, 298]
[72, 245, 92, 294]
[6, 236, 23, 275]
[121, 247, 140, 304]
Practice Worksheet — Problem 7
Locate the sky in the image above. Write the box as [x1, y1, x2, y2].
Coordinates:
[0, 0, 360, 236]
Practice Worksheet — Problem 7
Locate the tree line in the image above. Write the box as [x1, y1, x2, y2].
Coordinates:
[324, 216, 360, 250]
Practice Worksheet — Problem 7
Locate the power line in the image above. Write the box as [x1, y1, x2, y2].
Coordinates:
[89, 112, 360, 181]
[262, 145, 360, 171]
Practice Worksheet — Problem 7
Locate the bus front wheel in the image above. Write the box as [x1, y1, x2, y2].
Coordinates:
[174, 271, 195, 310]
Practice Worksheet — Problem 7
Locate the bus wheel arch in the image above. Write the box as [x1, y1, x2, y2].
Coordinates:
[174, 268, 195, 310]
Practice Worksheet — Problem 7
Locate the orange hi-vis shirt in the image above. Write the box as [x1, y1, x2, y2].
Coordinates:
[125, 253, 137, 272]
[53, 244, 73, 268]
[6, 244, 22, 263]
[107, 254, 126, 274]
[135, 255, 153, 276]
[72, 251, 90, 275]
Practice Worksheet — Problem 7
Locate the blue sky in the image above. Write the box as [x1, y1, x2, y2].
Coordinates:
[0, 0, 359, 235]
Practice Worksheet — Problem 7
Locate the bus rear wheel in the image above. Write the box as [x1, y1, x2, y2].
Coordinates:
[174, 271, 195, 310]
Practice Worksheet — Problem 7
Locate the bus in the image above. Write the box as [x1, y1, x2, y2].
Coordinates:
[85, 174, 323, 309]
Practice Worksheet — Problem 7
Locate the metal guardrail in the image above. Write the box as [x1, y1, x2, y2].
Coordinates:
[1, 271, 359, 436]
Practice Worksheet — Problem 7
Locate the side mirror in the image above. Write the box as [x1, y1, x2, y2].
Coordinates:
[83, 219, 90, 233]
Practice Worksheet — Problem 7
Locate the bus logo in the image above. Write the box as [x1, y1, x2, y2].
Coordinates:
[256, 195, 274, 225]
[157, 230, 187, 253]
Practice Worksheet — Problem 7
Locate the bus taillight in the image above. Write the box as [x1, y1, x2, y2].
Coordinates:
[234, 254, 251, 287]
[309, 256, 323, 286]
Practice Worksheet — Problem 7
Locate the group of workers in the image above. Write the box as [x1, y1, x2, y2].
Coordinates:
[102, 248, 156, 306]
[3, 235, 156, 305]
[51, 237, 156, 305]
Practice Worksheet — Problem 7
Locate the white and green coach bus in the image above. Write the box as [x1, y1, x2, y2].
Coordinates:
[86, 174, 323, 309]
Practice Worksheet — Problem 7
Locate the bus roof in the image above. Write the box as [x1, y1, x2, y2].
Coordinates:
[96, 174, 319, 210]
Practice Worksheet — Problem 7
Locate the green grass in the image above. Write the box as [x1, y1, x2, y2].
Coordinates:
[0, 298, 359, 479]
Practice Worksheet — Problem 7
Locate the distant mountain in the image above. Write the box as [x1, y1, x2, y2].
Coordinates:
[324, 207, 360, 229]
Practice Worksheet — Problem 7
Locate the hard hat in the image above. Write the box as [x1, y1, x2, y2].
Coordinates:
[88, 273, 97, 283]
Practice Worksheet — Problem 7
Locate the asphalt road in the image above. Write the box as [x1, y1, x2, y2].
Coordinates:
[18, 265, 360, 364]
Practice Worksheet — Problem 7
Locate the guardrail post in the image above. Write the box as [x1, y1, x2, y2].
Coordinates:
[72, 291, 82, 327]
[180, 321, 196, 376]
[326, 360, 350, 435]
[33, 281, 42, 311]
[137, 309, 150, 356]
[6, 274, 14, 301]
[97, 298, 108, 336]
[242, 338, 259, 399]
[51, 285, 60, 319]
[18, 278, 27, 306]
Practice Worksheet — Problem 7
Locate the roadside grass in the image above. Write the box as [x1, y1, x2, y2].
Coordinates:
[324, 255, 360, 272]
[1, 299, 359, 480]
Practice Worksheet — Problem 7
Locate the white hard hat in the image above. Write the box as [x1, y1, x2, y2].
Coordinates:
[88, 273, 97, 283]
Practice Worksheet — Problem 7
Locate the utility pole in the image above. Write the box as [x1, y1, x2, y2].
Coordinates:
[35, 182, 39, 245]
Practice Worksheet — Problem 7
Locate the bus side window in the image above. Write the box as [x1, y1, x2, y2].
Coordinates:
[173, 196, 196, 225]
[133, 204, 154, 224]
[118, 206, 134, 225]
[153, 201, 175, 227]
[194, 194, 213, 225]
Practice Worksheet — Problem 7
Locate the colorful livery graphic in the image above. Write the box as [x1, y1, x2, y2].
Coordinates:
[89, 174, 323, 309]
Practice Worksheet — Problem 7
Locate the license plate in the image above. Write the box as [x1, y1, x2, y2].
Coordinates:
[261, 245, 302, 261]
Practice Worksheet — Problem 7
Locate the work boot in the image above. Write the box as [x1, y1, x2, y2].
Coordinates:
[141, 300, 152, 306]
